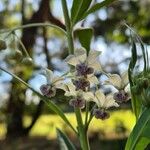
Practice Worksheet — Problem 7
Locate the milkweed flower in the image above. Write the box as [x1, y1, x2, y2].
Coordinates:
[92, 90, 119, 120]
[104, 71, 130, 103]
[65, 48, 102, 77]
[40, 69, 64, 98]
[61, 82, 94, 109]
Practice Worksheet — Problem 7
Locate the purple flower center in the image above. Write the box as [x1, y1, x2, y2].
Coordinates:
[69, 98, 85, 109]
[93, 109, 110, 120]
[76, 63, 94, 76]
[40, 84, 56, 98]
[73, 78, 90, 91]
[113, 90, 129, 103]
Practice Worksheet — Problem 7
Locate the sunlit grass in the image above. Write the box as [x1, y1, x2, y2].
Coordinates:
[0, 110, 135, 139]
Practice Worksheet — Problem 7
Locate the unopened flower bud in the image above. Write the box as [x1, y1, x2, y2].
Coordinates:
[0, 40, 7, 50]
[113, 90, 130, 103]
[131, 85, 140, 95]
[40, 84, 56, 98]
[140, 88, 150, 107]
[22, 57, 33, 66]
[7, 50, 23, 61]
[69, 97, 85, 109]
[93, 109, 110, 120]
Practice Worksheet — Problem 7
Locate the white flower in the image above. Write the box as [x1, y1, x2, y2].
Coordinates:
[43, 69, 64, 88]
[61, 82, 94, 101]
[65, 48, 102, 72]
[92, 90, 119, 109]
[104, 71, 129, 90]
[40, 69, 64, 97]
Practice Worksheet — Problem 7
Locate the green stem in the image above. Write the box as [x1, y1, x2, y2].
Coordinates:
[61, 0, 74, 54]
[75, 108, 90, 150]
[13, 32, 30, 57]
[85, 102, 89, 125]
[61, 1, 89, 149]
[0, 23, 66, 38]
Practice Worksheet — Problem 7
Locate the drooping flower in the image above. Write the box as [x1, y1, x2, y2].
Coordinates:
[104, 71, 130, 103]
[113, 89, 130, 103]
[104, 71, 129, 90]
[93, 90, 119, 109]
[91, 90, 119, 120]
[61, 82, 94, 108]
[40, 69, 63, 98]
[65, 48, 102, 76]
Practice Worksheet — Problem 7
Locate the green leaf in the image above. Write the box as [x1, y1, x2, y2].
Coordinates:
[75, 28, 93, 53]
[82, 0, 117, 20]
[0, 67, 77, 134]
[142, 119, 150, 138]
[71, 0, 92, 24]
[135, 137, 150, 150]
[140, 42, 147, 72]
[128, 40, 142, 119]
[71, 0, 83, 23]
[57, 128, 76, 150]
[125, 107, 150, 150]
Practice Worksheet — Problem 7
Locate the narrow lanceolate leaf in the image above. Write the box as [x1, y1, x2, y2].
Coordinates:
[140, 42, 147, 72]
[0, 67, 77, 134]
[71, 0, 83, 23]
[57, 128, 76, 150]
[141, 119, 150, 138]
[128, 40, 141, 119]
[125, 108, 150, 150]
[128, 40, 137, 85]
[82, 0, 117, 20]
[135, 137, 150, 150]
[75, 28, 93, 53]
[71, 0, 92, 24]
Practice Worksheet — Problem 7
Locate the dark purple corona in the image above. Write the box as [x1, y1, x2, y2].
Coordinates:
[69, 97, 85, 109]
[73, 78, 90, 91]
[113, 90, 129, 103]
[40, 84, 56, 98]
[93, 109, 110, 120]
[76, 63, 94, 76]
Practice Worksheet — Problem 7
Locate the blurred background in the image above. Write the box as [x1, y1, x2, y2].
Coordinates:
[0, 0, 150, 149]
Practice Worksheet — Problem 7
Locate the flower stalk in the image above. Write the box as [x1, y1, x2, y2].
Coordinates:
[75, 108, 90, 150]
[61, 0, 90, 149]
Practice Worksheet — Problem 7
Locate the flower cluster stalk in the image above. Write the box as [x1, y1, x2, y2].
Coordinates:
[61, 0, 90, 149]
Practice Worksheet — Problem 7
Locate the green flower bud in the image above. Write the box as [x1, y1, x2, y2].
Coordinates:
[22, 57, 33, 66]
[141, 88, 150, 107]
[7, 50, 23, 61]
[131, 85, 139, 95]
[0, 40, 7, 50]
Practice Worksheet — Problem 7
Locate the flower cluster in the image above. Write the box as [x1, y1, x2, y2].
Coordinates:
[40, 48, 130, 120]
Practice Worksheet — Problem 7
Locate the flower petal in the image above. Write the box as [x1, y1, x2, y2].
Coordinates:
[65, 55, 80, 66]
[121, 71, 129, 88]
[74, 48, 87, 63]
[63, 82, 77, 97]
[45, 69, 54, 84]
[89, 61, 102, 72]
[104, 95, 119, 109]
[95, 90, 106, 107]
[83, 92, 95, 101]
[87, 50, 101, 65]
[88, 75, 99, 85]
[104, 74, 122, 89]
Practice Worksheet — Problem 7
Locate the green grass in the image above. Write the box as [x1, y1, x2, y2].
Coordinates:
[0, 110, 135, 139]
